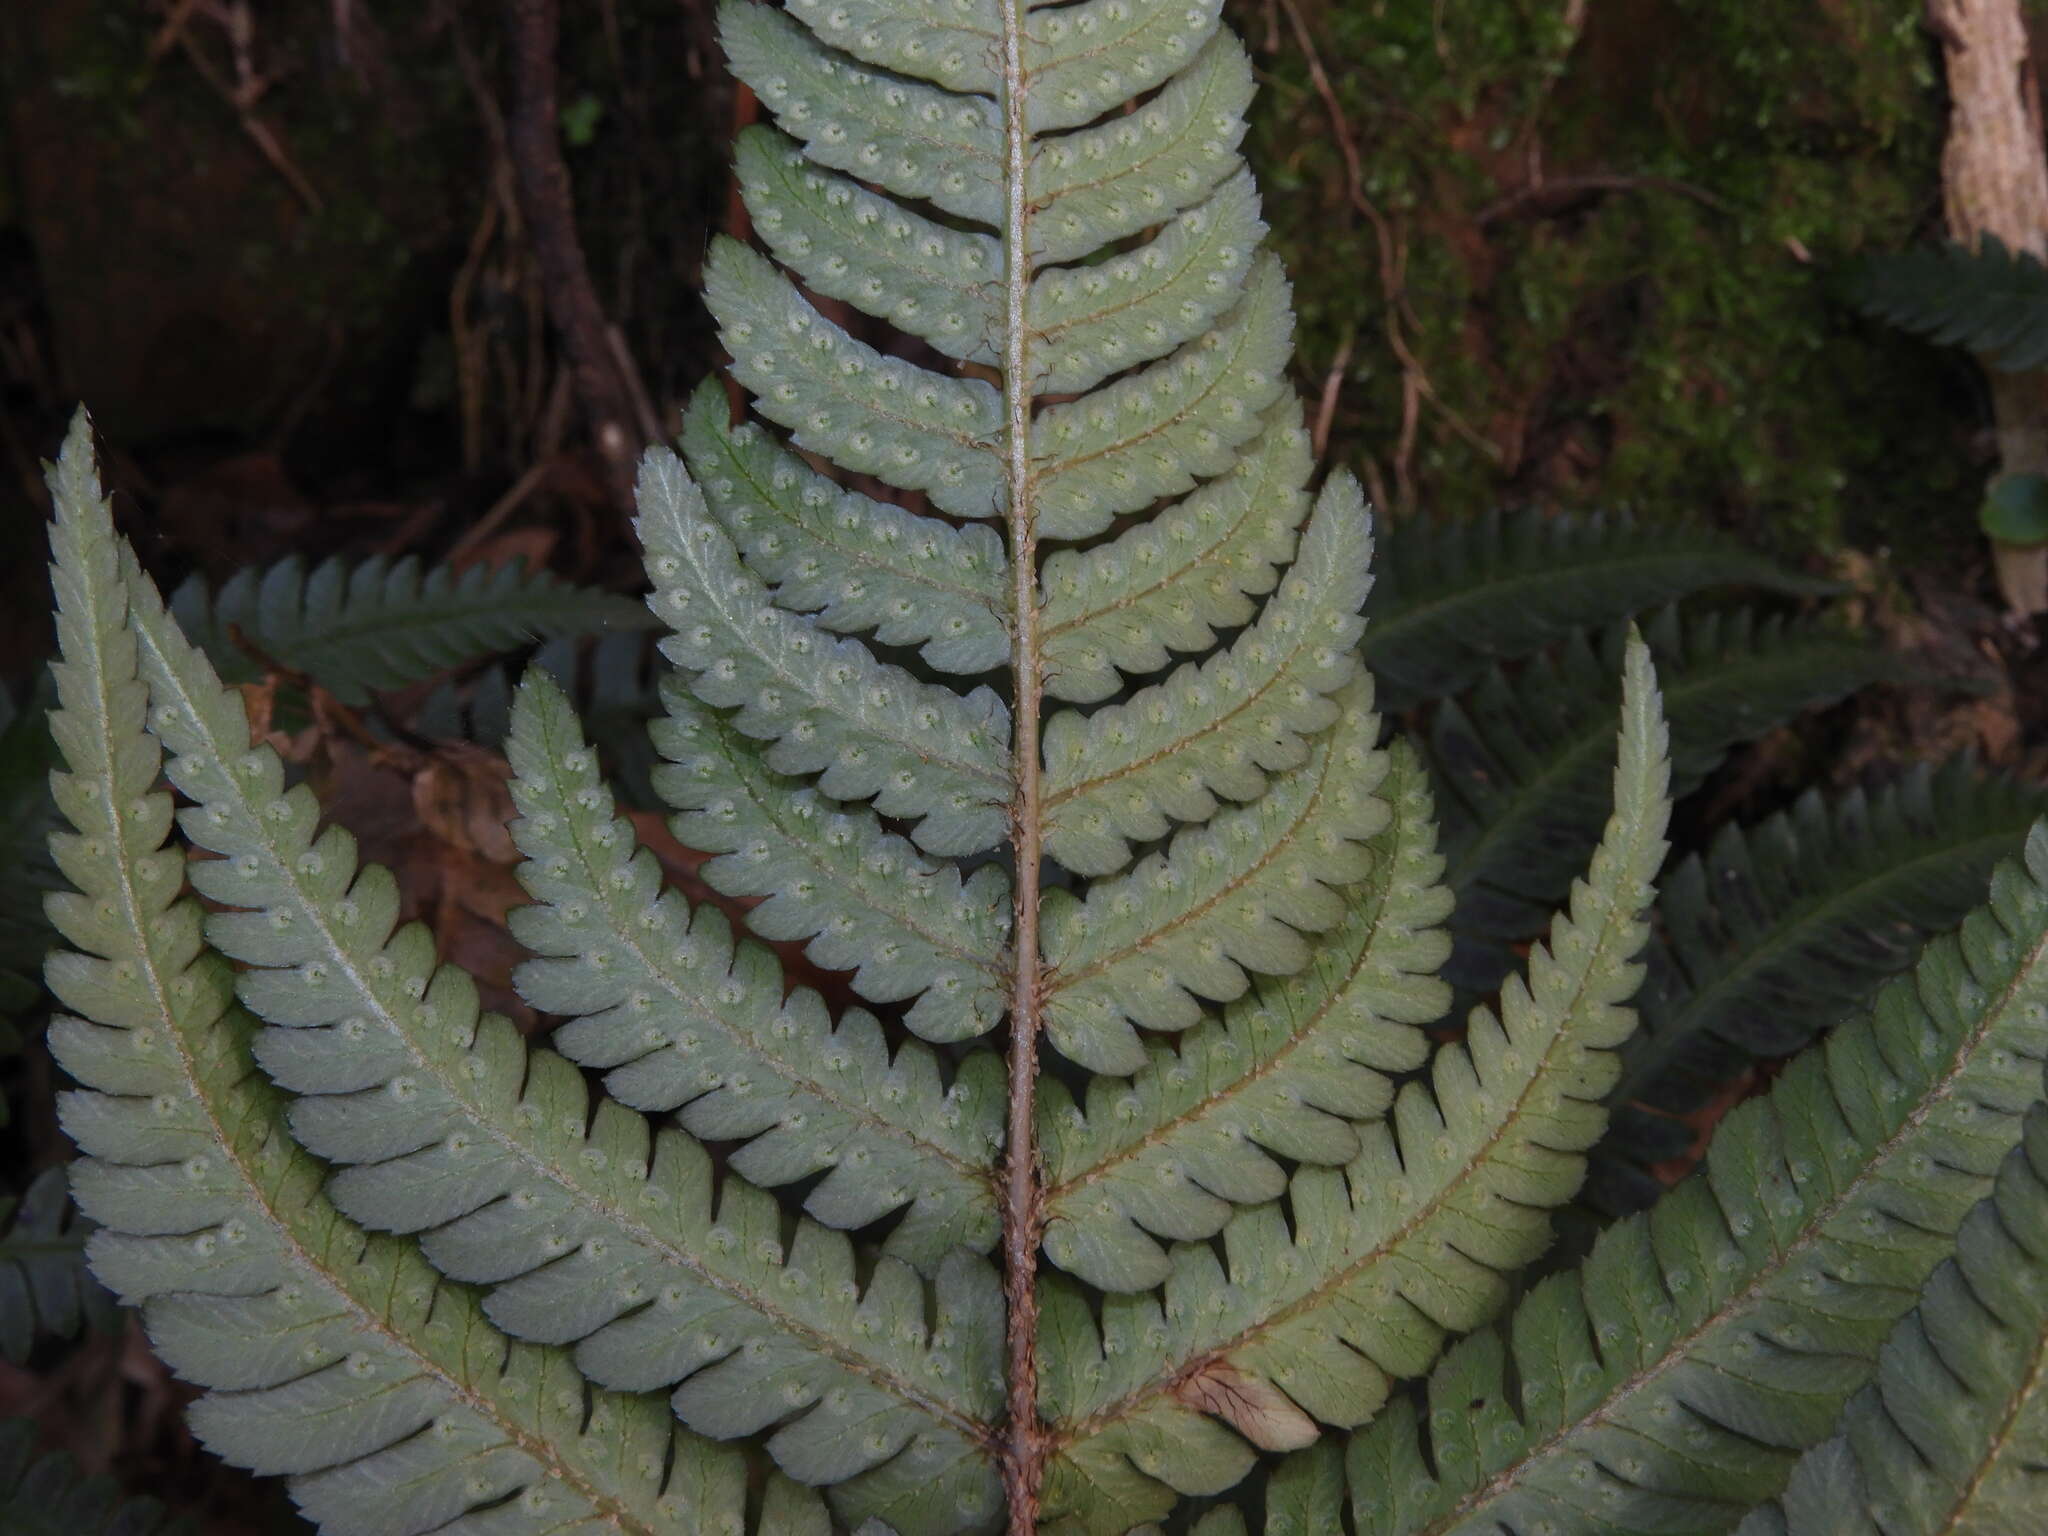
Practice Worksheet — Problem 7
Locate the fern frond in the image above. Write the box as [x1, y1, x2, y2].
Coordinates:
[1040, 473, 1370, 876]
[1738, 1108, 2048, 1536]
[1027, 30, 1254, 263]
[1041, 678, 1390, 1075]
[681, 383, 1010, 675]
[0, 678, 59, 1021]
[1593, 757, 2046, 1212]
[1031, 257, 1293, 541]
[1038, 740, 1450, 1292]
[641, 447, 1013, 858]
[1348, 824, 2048, 1536]
[653, 680, 1011, 1047]
[727, 0, 1001, 227]
[171, 552, 652, 705]
[0, 1421, 194, 1536]
[708, 239, 1007, 520]
[112, 511, 1006, 1530]
[1040, 400, 1310, 706]
[1361, 507, 1835, 706]
[1848, 235, 2048, 371]
[44, 417, 821, 1536]
[737, 128, 1002, 371]
[1436, 608, 1890, 990]
[509, 667, 1001, 1269]
[0, 1168, 110, 1363]
[1031, 169, 1266, 395]
[1040, 635, 1671, 1528]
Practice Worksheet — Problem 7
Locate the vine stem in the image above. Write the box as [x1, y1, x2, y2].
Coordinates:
[997, 0, 1047, 1525]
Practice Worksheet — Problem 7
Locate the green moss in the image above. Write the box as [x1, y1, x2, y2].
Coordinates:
[1244, 0, 1966, 563]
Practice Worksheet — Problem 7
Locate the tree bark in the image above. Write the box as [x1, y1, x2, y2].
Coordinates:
[1931, 0, 2048, 612]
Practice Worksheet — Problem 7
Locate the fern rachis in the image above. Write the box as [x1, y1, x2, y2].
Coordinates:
[31, 1, 2048, 1533]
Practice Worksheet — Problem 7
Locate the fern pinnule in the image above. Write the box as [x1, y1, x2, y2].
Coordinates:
[1040, 673, 1390, 1077]
[1350, 823, 2048, 1536]
[682, 383, 1010, 676]
[653, 680, 1011, 1048]
[1039, 399, 1311, 707]
[1738, 1108, 2048, 1536]
[1037, 633, 1672, 1530]
[1361, 506, 1837, 707]
[1040, 474, 1372, 877]
[1848, 234, 2048, 372]
[172, 550, 653, 706]
[510, 666, 1002, 1269]
[0, 1167, 108, 1363]
[1038, 741, 1451, 1294]
[44, 417, 821, 1536]
[640, 447, 1013, 862]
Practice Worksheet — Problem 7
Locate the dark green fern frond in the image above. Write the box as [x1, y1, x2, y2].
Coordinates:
[415, 630, 664, 806]
[1591, 756, 2048, 1213]
[1347, 823, 2048, 1534]
[0, 1420, 194, 1536]
[1435, 606, 1891, 994]
[0, 1167, 111, 1364]
[1362, 508, 1833, 707]
[0, 679, 59, 1023]
[1848, 235, 2048, 371]
[170, 552, 653, 705]
[1737, 1108, 2048, 1536]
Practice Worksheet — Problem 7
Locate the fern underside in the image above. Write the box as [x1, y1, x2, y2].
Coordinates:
[32, 0, 2048, 1532]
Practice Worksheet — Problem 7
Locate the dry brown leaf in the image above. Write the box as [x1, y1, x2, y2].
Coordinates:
[411, 741, 520, 864]
[1172, 1360, 1320, 1452]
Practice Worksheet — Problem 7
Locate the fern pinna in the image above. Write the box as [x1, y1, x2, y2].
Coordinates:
[33, 2, 2048, 1534]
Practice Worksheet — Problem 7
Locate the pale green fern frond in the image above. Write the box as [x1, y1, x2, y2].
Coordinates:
[1029, 257, 1293, 541]
[1349, 824, 2048, 1535]
[172, 551, 653, 705]
[1026, 32, 1254, 263]
[1029, 168, 1264, 396]
[1041, 678, 1389, 1075]
[641, 448, 1012, 859]
[112, 516, 1005, 1531]
[1038, 635, 1670, 1530]
[652, 680, 1011, 1047]
[708, 238, 1006, 520]
[681, 383, 1010, 675]
[509, 667, 1001, 1269]
[1738, 1108, 2048, 1536]
[1040, 400, 1310, 706]
[1037, 740, 1450, 1293]
[44, 420, 825, 1536]
[1040, 475, 1370, 877]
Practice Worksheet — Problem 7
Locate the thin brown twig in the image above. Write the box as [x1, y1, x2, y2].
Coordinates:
[1310, 327, 1356, 460]
[1475, 172, 1733, 227]
[158, 9, 324, 213]
[506, 0, 643, 511]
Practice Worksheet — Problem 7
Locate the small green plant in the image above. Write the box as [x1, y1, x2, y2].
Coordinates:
[29, 2, 2048, 1532]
